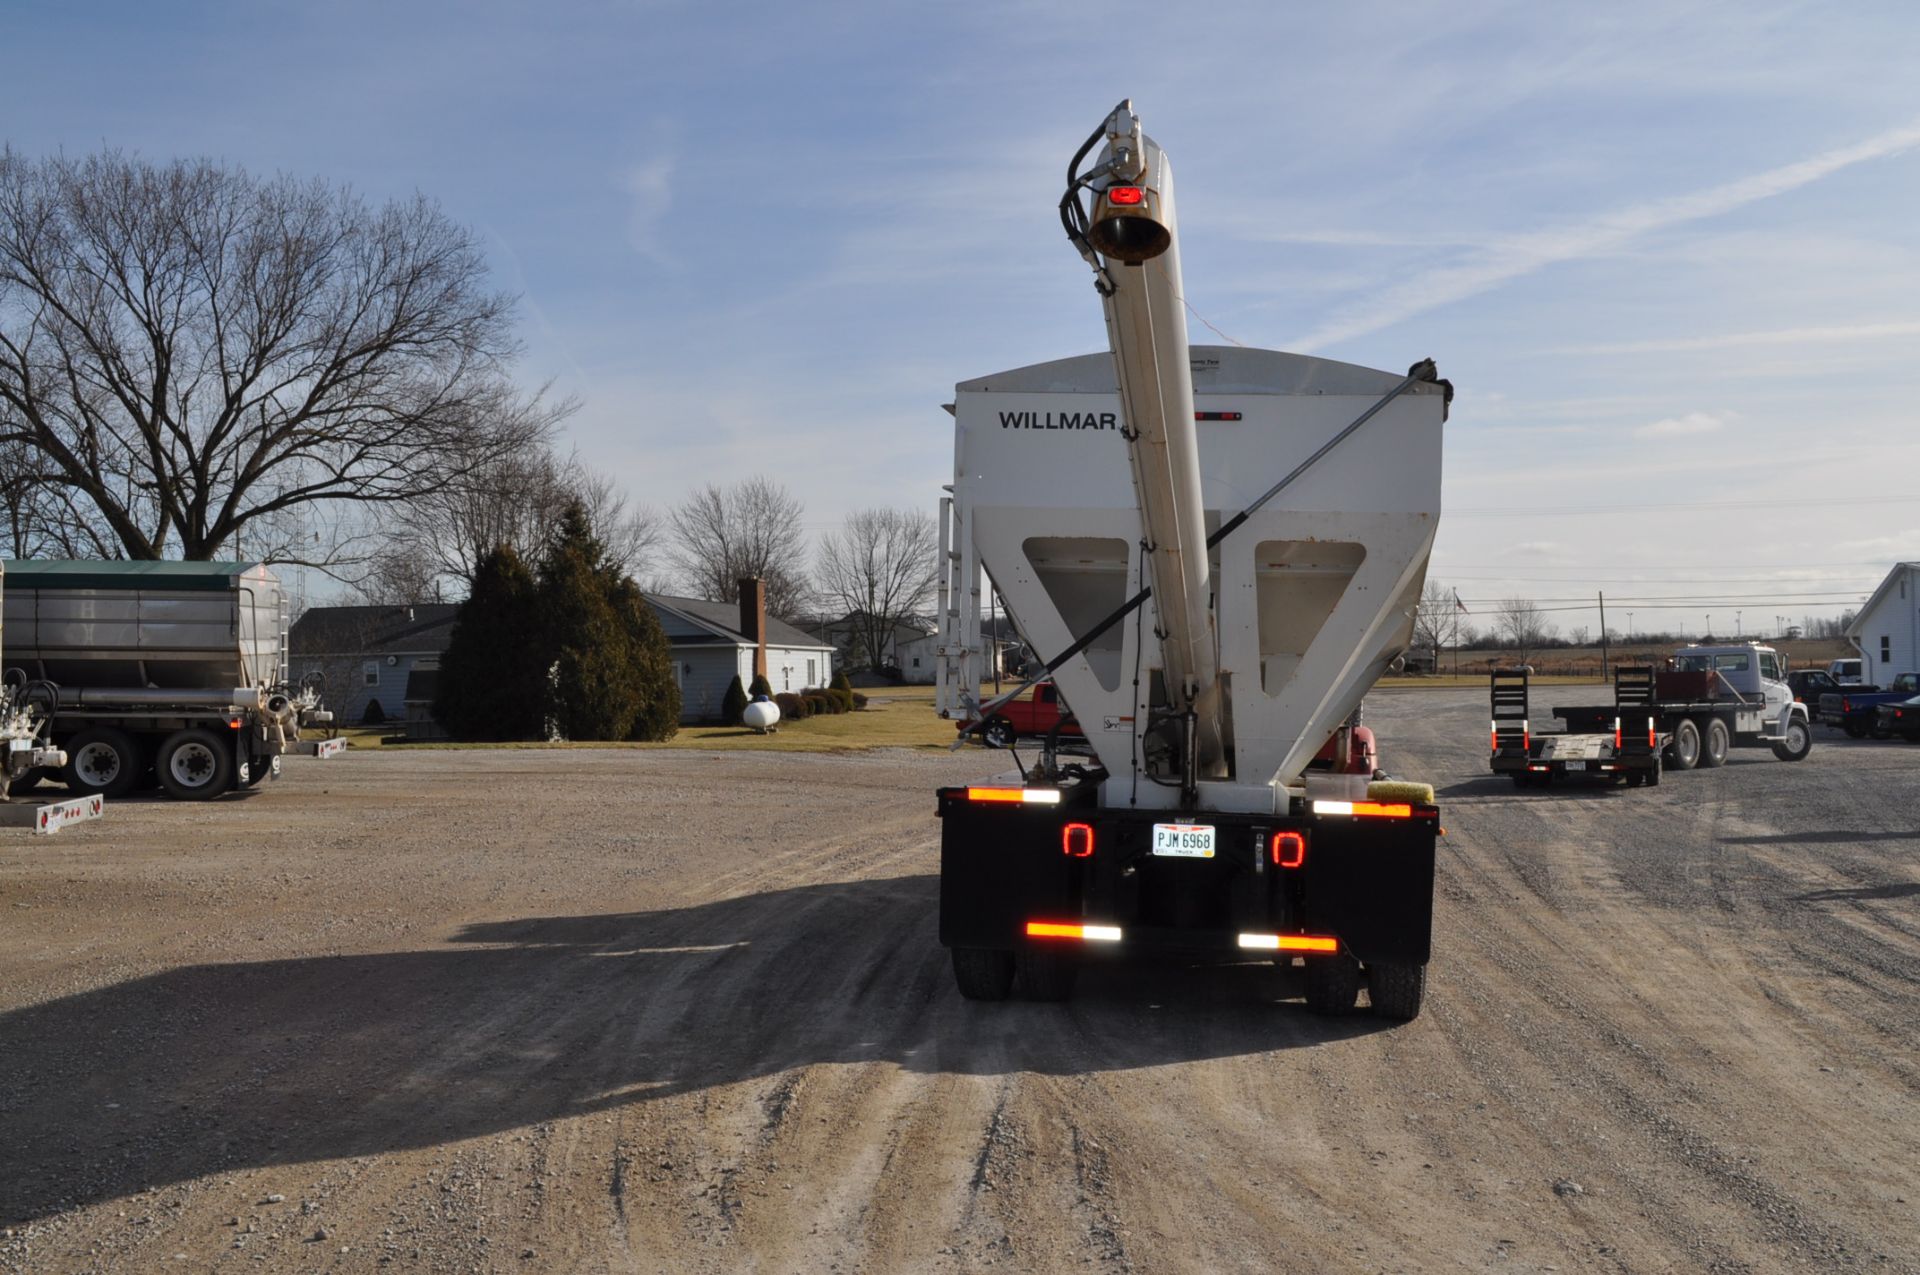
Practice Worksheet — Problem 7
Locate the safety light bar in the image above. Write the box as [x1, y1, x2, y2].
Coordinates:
[966, 787, 1062, 805]
[1237, 932, 1340, 953]
[1026, 921, 1122, 941]
[1310, 800, 1415, 818]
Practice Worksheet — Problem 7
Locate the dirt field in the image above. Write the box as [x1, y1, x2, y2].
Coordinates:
[3, 691, 1917, 1273]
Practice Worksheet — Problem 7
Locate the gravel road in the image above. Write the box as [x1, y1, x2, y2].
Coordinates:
[2, 692, 1916, 1273]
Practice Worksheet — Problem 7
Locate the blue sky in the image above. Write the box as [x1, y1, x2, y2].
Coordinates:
[9, 0, 1919, 633]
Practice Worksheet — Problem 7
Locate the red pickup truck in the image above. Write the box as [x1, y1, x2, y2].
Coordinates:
[963, 682, 1376, 774]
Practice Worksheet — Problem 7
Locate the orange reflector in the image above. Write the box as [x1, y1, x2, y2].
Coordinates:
[1237, 932, 1338, 953]
[1270, 830, 1306, 868]
[1106, 185, 1144, 205]
[228, 718, 243, 729]
[966, 787, 1061, 805]
[1025, 921, 1121, 941]
[1062, 822, 1094, 858]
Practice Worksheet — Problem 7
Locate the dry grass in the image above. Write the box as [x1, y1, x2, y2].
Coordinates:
[330, 696, 967, 754]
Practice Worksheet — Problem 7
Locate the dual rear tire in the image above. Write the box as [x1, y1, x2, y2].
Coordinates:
[1306, 951, 1425, 1021]
[57, 726, 235, 801]
[950, 946, 1079, 1001]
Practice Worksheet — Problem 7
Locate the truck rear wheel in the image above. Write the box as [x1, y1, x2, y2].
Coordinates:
[952, 947, 1015, 1000]
[1017, 948, 1079, 1001]
[1305, 951, 1361, 1015]
[1701, 718, 1730, 768]
[156, 728, 234, 800]
[1842, 720, 1867, 739]
[62, 727, 144, 798]
[1667, 718, 1700, 771]
[1771, 720, 1812, 761]
[1368, 961, 1425, 1021]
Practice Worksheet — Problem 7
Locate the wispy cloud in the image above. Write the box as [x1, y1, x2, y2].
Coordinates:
[1288, 118, 1920, 352]
[1550, 320, 1920, 355]
[623, 152, 676, 264]
[1635, 410, 1732, 438]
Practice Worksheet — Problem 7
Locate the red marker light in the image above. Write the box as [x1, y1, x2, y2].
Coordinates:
[1106, 186, 1144, 205]
[1270, 830, 1306, 869]
[1062, 822, 1094, 858]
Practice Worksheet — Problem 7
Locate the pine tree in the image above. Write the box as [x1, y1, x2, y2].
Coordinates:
[749, 672, 772, 698]
[615, 578, 680, 741]
[722, 674, 749, 727]
[541, 502, 641, 740]
[434, 545, 547, 740]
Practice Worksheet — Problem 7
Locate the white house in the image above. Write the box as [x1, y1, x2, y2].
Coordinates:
[648, 582, 838, 721]
[1848, 561, 1920, 683]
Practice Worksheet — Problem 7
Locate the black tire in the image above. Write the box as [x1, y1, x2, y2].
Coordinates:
[61, 727, 144, 798]
[155, 727, 234, 800]
[1667, 718, 1700, 771]
[1017, 948, 1079, 1001]
[1509, 772, 1530, 789]
[1305, 951, 1361, 1015]
[8, 766, 52, 796]
[1770, 719, 1813, 762]
[981, 717, 1017, 750]
[952, 947, 1015, 1001]
[1645, 756, 1662, 786]
[1368, 961, 1425, 1021]
[237, 753, 273, 788]
[1701, 717, 1730, 769]
[1843, 720, 1867, 739]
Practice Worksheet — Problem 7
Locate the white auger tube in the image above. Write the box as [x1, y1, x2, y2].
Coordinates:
[1082, 103, 1225, 777]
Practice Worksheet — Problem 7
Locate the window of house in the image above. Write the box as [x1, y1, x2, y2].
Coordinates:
[807, 659, 816, 684]
[783, 667, 791, 690]
[912, 657, 920, 668]
[363, 661, 379, 687]
[1882, 636, 1892, 663]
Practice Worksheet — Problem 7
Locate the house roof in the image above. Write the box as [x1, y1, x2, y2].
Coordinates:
[295, 593, 836, 659]
[291, 604, 462, 656]
[1847, 562, 1919, 640]
[647, 594, 836, 652]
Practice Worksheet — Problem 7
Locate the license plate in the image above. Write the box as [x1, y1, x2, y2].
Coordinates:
[1566, 760, 1589, 771]
[1152, 823, 1216, 858]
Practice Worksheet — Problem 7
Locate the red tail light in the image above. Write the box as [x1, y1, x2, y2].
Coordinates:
[1062, 822, 1094, 858]
[1270, 830, 1307, 868]
[1105, 185, 1144, 205]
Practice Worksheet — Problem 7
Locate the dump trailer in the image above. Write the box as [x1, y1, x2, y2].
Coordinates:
[933, 103, 1450, 1019]
[0, 560, 332, 800]
[1490, 643, 1811, 787]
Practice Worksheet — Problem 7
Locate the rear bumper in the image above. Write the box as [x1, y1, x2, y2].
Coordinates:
[936, 788, 1436, 966]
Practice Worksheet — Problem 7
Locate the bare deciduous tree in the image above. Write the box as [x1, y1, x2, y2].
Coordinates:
[1496, 596, 1556, 664]
[816, 508, 939, 671]
[1412, 578, 1452, 658]
[667, 477, 810, 618]
[0, 148, 559, 568]
[370, 445, 657, 600]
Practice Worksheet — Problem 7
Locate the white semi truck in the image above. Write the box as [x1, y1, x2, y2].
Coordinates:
[1, 560, 332, 800]
[933, 103, 1450, 1019]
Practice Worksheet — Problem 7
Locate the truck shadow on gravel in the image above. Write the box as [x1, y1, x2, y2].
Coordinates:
[0, 873, 1389, 1226]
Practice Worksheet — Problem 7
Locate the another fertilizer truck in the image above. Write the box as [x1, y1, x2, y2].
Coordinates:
[1, 560, 333, 800]
[931, 103, 1450, 1019]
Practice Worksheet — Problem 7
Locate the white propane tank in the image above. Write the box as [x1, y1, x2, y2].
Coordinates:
[743, 699, 781, 733]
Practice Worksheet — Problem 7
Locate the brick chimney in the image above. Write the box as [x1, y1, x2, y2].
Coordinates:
[738, 577, 768, 681]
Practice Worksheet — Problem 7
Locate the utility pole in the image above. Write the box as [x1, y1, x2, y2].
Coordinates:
[1598, 590, 1609, 682]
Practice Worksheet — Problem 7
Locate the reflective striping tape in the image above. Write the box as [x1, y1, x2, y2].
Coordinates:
[1026, 921, 1122, 941]
[1238, 932, 1338, 953]
[967, 787, 1062, 805]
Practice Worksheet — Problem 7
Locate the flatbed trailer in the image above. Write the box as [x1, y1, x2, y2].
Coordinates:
[1490, 667, 1666, 787]
[1491, 655, 1812, 787]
